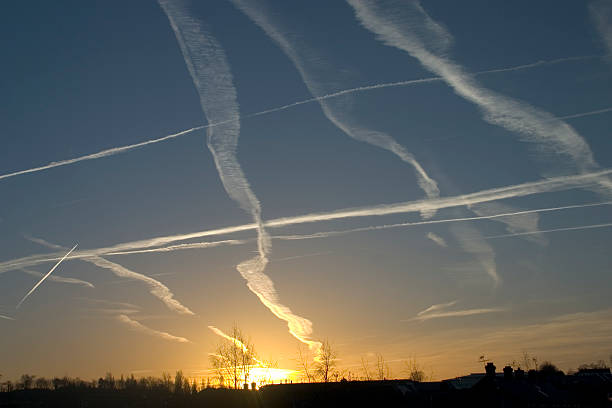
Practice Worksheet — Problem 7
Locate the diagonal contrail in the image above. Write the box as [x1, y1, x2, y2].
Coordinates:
[16, 244, 77, 308]
[346, 0, 612, 196]
[159, 0, 321, 353]
[230, 0, 440, 217]
[0, 53, 606, 184]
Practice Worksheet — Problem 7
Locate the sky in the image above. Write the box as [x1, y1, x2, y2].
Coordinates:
[1, 0, 612, 382]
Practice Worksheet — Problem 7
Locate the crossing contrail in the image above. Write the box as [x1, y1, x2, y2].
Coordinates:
[16, 244, 77, 308]
[1, 170, 611, 275]
[0, 54, 605, 184]
[346, 0, 612, 195]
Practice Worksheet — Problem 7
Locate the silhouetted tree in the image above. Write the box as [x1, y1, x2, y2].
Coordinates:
[17, 374, 35, 390]
[297, 343, 315, 383]
[315, 339, 337, 382]
[376, 354, 390, 380]
[360, 356, 372, 380]
[209, 324, 257, 389]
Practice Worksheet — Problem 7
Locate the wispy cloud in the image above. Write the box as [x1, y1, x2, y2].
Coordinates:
[470, 202, 547, 245]
[2, 171, 611, 275]
[159, 0, 320, 353]
[347, 0, 612, 194]
[417, 300, 457, 316]
[451, 224, 500, 286]
[27, 237, 194, 315]
[16, 244, 78, 308]
[117, 314, 191, 343]
[86, 256, 194, 315]
[590, 0, 612, 56]
[0, 314, 15, 321]
[20, 268, 94, 288]
[426, 232, 447, 247]
[412, 308, 507, 321]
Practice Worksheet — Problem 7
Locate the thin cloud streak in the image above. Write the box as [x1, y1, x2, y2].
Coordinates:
[411, 308, 507, 321]
[1, 52, 604, 184]
[16, 244, 77, 309]
[2, 171, 612, 274]
[426, 232, 447, 247]
[347, 0, 612, 194]
[417, 300, 457, 316]
[470, 202, 547, 245]
[87, 256, 195, 315]
[482, 222, 612, 240]
[451, 224, 500, 286]
[117, 314, 191, 343]
[0, 314, 15, 321]
[590, 0, 612, 56]
[159, 0, 320, 354]
[20, 268, 95, 288]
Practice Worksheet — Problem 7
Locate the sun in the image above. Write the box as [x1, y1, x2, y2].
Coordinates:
[247, 367, 299, 388]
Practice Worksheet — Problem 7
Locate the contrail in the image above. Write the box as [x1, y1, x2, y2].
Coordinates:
[417, 300, 457, 316]
[469, 201, 547, 246]
[346, 0, 612, 195]
[16, 244, 77, 308]
[159, 0, 321, 353]
[274, 201, 612, 242]
[0, 52, 603, 184]
[231, 0, 440, 218]
[2, 171, 611, 274]
[556, 106, 612, 121]
[20, 268, 95, 288]
[0, 126, 205, 182]
[27, 237, 194, 315]
[117, 314, 191, 343]
[86, 256, 195, 315]
[104, 239, 245, 256]
[409, 308, 507, 322]
[482, 222, 612, 240]
[0, 314, 15, 321]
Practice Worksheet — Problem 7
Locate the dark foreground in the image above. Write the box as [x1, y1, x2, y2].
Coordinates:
[2, 370, 611, 407]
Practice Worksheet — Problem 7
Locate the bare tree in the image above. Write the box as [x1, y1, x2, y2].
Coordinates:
[404, 357, 433, 382]
[209, 324, 257, 389]
[361, 356, 372, 380]
[315, 339, 337, 383]
[297, 343, 315, 383]
[376, 354, 390, 380]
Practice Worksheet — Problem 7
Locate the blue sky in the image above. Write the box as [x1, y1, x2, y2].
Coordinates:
[1, 0, 611, 380]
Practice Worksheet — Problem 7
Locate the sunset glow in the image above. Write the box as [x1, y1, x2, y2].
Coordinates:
[1, 0, 612, 392]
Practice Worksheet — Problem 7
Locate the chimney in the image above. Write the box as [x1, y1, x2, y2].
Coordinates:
[485, 362, 496, 377]
[503, 366, 513, 380]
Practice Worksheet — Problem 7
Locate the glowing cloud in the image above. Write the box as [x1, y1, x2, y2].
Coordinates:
[417, 300, 457, 316]
[412, 308, 507, 321]
[117, 314, 191, 343]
